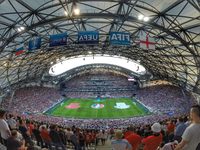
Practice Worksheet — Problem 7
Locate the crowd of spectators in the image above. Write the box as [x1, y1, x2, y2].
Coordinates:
[64, 72, 135, 98]
[0, 105, 200, 150]
[135, 85, 195, 115]
[0, 77, 199, 150]
[0, 84, 197, 130]
[1, 87, 62, 114]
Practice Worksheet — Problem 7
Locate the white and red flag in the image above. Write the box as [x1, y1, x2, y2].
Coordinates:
[139, 32, 156, 50]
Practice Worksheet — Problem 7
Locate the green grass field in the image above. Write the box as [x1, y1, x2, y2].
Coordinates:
[45, 98, 149, 119]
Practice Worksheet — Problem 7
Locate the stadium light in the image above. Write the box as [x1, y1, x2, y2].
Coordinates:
[138, 14, 144, 20]
[138, 14, 150, 22]
[189, 45, 193, 48]
[143, 16, 149, 22]
[20, 26, 25, 30]
[17, 28, 22, 32]
[73, 7, 80, 15]
[17, 26, 25, 32]
[64, 11, 68, 16]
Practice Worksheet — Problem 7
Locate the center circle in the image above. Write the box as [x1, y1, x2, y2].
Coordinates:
[91, 103, 104, 109]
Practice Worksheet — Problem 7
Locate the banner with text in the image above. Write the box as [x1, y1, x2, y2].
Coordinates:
[78, 31, 99, 45]
[28, 37, 41, 51]
[110, 32, 130, 45]
[49, 33, 68, 47]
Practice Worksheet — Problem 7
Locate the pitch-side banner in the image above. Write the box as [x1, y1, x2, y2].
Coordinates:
[78, 31, 99, 44]
[49, 33, 68, 47]
[110, 32, 130, 45]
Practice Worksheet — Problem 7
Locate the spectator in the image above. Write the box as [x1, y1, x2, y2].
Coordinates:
[79, 131, 85, 150]
[0, 109, 11, 146]
[26, 121, 34, 138]
[32, 124, 43, 147]
[142, 123, 163, 150]
[65, 127, 73, 144]
[111, 130, 132, 150]
[167, 120, 175, 142]
[18, 119, 33, 147]
[174, 117, 187, 142]
[40, 126, 51, 148]
[125, 126, 142, 150]
[49, 125, 65, 150]
[101, 130, 107, 145]
[6, 130, 26, 150]
[124, 127, 132, 138]
[175, 105, 200, 150]
[70, 130, 80, 150]
[7, 114, 17, 130]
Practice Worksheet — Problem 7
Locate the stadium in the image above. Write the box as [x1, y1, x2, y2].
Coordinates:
[0, 0, 199, 150]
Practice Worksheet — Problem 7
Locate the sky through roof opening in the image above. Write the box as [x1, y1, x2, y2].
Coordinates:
[49, 55, 146, 76]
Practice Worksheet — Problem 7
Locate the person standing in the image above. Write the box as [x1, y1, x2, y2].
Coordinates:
[175, 105, 200, 150]
[174, 117, 187, 142]
[6, 130, 26, 150]
[0, 110, 11, 146]
[111, 130, 132, 150]
[101, 130, 107, 145]
[49, 125, 65, 150]
[125, 127, 142, 150]
[7, 114, 17, 130]
[142, 123, 163, 150]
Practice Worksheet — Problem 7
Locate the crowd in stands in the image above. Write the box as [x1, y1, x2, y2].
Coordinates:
[0, 73, 199, 149]
[64, 72, 135, 97]
[1, 87, 62, 114]
[66, 91, 133, 98]
[0, 105, 200, 150]
[0, 84, 196, 130]
[135, 85, 195, 115]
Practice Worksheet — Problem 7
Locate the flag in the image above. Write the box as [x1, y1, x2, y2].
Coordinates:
[139, 32, 155, 50]
[16, 43, 25, 56]
[49, 33, 68, 47]
[28, 37, 41, 51]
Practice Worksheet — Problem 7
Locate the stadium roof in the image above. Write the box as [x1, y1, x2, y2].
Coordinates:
[0, 0, 199, 93]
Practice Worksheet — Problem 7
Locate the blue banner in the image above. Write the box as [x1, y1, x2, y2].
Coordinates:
[49, 33, 67, 47]
[110, 32, 130, 45]
[78, 31, 99, 44]
[28, 37, 41, 51]
[167, 111, 174, 116]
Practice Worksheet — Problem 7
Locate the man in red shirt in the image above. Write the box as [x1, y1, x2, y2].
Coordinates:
[125, 127, 142, 150]
[124, 126, 133, 138]
[167, 121, 175, 134]
[167, 120, 175, 141]
[142, 122, 163, 150]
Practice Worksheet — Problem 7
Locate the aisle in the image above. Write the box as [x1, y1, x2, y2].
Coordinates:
[96, 139, 112, 150]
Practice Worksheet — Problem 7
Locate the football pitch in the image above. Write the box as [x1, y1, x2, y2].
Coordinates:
[45, 98, 150, 119]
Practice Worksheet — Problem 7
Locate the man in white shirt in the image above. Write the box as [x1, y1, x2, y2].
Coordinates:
[175, 105, 200, 150]
[7, 114, 17, 130]
[0, 109, 11, 146]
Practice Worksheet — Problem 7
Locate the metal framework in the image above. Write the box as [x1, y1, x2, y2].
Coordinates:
[0, 0, 199, 94]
